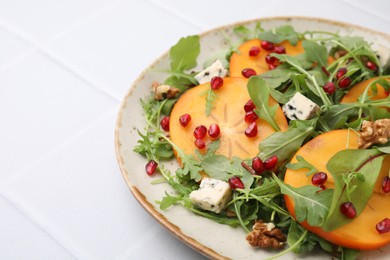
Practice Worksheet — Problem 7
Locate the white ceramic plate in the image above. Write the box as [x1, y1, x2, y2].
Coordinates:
[115, 17, 390, 259]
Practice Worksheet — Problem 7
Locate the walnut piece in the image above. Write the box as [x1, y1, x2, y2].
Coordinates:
[246, 220, 286, 249]
[152, 81, 180, 100]
[358, 119, 390, 149]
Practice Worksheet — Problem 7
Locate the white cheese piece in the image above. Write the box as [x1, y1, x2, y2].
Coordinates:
[282, 92, 320, 120]
[194, 59, 228, 84]
[189, 178, 232, 213]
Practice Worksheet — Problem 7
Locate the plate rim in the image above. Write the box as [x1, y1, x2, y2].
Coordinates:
[115, 16, 390, 259]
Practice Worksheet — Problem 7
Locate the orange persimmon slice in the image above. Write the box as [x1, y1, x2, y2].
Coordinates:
[229, 39, 304, 77]
[284, 129, 390, 250]
[169, 77, 288, 160]
[341, 76, 390, 103]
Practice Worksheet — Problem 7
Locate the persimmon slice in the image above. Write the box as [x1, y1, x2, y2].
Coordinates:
[341, 76, 390, 103]
[169, 77, 288, 160]
[284, 129, 390, 250]
[229, 39, 304, 77]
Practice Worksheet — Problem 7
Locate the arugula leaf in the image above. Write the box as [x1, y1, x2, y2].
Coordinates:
[247, 77, 280, 131]
[170, 35, 200, 71]
[201, 155, 231, 180]
[273, 174, 333, 226]
[200, 88, 218, 116]
[159, 192, 184, 210]
[258, 25, 300, 45]
[259, 65, 294, 89]
[286, 155, 319, 177]
[322, 149, 386, 231]
[302, 40, 328, 68]
[317, 104, 358, 131]
[226, 156, 247, 177]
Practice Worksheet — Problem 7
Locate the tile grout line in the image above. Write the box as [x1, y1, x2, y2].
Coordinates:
[1, 108, 119, 189]
[0, 190, 88, 260]
[340, 0, 390, 25]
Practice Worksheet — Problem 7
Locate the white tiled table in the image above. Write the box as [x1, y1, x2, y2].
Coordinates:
[1, 1, 389, 259]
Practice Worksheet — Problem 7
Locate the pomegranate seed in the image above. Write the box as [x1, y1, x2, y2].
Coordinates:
[382, 176, 390, 193]
[268, 64, 277, 70]
[244, 99, 255, 112]
[245, 122, 258, 138]
[385, 90, 389, 97]
[273, 46, 286, 54]
[208, 123, 221, 138]
[340, 202, 357, 218]
[261, 41, 274, 51]
[252, 157, 265, 175]
[319, 184, 326, 190]
[242, 68, 257, 78]
[245, 110, 258, 123]
[323, 82, 336, 94]
[311, 172, 328, 185]
[376, 218, 390, 234]
[194, 139, 206, 149]
[179, 114, 191, 127]
[321, 66, 330, 76]
[145, 160, 158, 176]
[249, 46, 261, 57]
[228, 176, 245, 189]
[265, 54, 277, 64]
[160, 116, 170, 132]
[211, 76, 224, 90]
[264, 155, 278, 170]
[338, 76, 352, 89]
[336, 67, 347, 80]
[193, 125, 207, 139]
[366, 61, 378, 71]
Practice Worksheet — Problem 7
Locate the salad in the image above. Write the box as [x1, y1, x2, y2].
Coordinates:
[132, 22, 390, 260]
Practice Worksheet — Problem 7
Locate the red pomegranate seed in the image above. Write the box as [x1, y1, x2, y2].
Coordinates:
[245, 110, 258, 123]
[193, 125, 207, 139]
[228, 176, 245, 189]
[194, 139, 206, 149]
[145, 160, 158, 176]
[245, 122, 258, 138]
[336, 67, 347, 80]
[261, 40, 274, 51]
[366, 61, 378, 71]
[340, 202, 357, 218]
[264, 155, 278, 170]
[242, 68, 257, 78]
[273, 46, 286, 54]
[211, 76, 224, 90]
[319, 184, 326, 190]
[312, 172, 328, 185]
[249, 46, 261, 57]
[338, 76, 352, 89]
[376, 218, 390, 234]
[268, 64, 277, 70]
[323, 82, 336, 94]
[160, 116, 170, 132]
[208, 123, 221, 138]
[382, 176, 390, 193]
[385, 90, 389, 97]
[179, 114, 191, 127]
[244, 99, 255, 112]
[252, 157, 265, 175]
[265, 54, 277, 64]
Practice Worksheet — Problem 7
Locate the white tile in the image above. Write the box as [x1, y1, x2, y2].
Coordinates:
[0, 26, 32, 69]
[47, 0, 201, 99]
[0, 0, 116, 43]
[4, 112, 165, 259]
[0, 52, 117, 181]
[0, 194, 76, 260]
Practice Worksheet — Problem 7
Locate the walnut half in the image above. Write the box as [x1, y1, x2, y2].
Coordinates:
[358, 119, 390, 149]
[246, 220, 286, 249]
[152, 81, 180, 100]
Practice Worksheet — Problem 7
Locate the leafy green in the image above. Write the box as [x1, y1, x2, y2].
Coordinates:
[258, 25, 300, 45]
[322, 149, 386, 231]
[302, 40, 328, 68]
[170, 35, 200, 71]
[201, 155, 231, 180]
[200, 87, 218, 116]
[286, 155, 318, 177]
[247, 77, 280, 131]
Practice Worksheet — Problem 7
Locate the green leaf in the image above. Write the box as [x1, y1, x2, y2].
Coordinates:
[170, 35, 200, 72]
[377, 146, 390, 154]
[258, 25, 300, 45]
[318, 104, 358, 131]
[286, 155, 319, 177]
[226, 157, 247, 177]
[201, 155, 231, 180]
[302, 40, 328, 68]
[259, 65, 294, 90]
[273, 174, 333, 226]
[247, 77, 280, 131]
[164, 75, 195, 91]
[159, 192, 183, 210]
[200, 88, 218, 116]
[322, 149, 386, 231]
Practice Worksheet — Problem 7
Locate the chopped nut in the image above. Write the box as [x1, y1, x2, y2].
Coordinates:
[358, 119, 390, 149]
[152, 81, 180, 100]
[246, 220, 286, 249]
